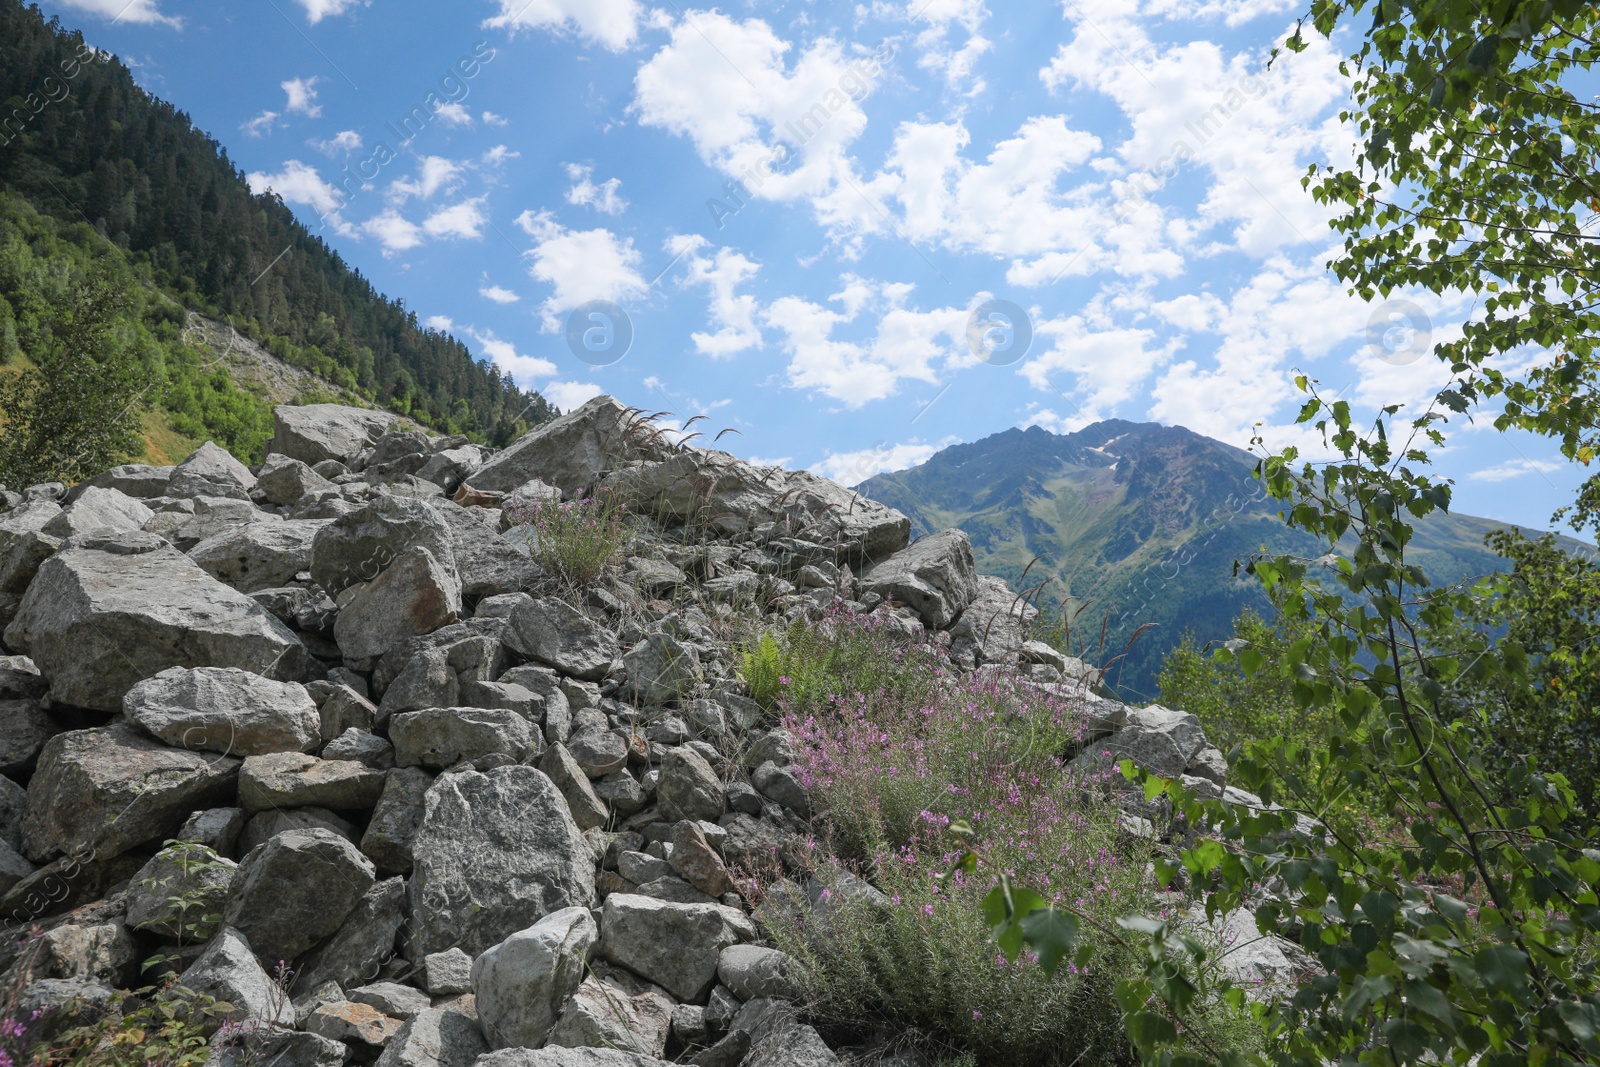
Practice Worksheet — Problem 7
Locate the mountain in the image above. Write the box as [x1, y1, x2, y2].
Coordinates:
[858, 420, 1583, 700]
[0, 1, 553, 458]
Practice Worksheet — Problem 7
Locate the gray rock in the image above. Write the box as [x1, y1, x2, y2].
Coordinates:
[538, 743, 610, 830]
[669, 821, 734, 898]
[123, 667, 321, 757]
[238, 752, 387, 812]
[472, 906, 598, 1049]
[319, 684, 380, 741]
[1187, 745, 1228, 785]
[255, 454, 337, 507]
[0, 838, 37, 897]
[372, 1003, 487, 1067]
[745, 1020, 839, 1067]
[751, 761, 808, 817]
[17, 978, 118, 1044]
[943, 577, 1037, 662]
[295, 876, 407, 991]
[348, 981, 431, 1019]
[567, 728, 628, 778]
[3, 532, 306, 713]
[19, 918, 138, 986]
[408, 766, 596, 959]
[390, 707, 531, 769]
[310, 495, 457, 600]
[273, 405, 399, 467]
[239, 807, 357, 854]
[506, 597, 618, 681]
[477, 1049, 671, 1067]
[599, 894, 755, 1002]
[304, 1000, 405, 1048]
[460, 679, 540, 720]
[323, 727, 395, 769]
[716, 945, 800, 1001]
[176, 807, 244, 854]
[21, 723, 240, 862]
[468, 396, 652, 496]
[334, 545, 462, 667]
[174, 442, 257, 494]
[657, 747, 724, 824]
[546, 966, 673, 1057]
[207, 1029, 346, 1067]
[430, 499, 543, 601]
[41, 487, 153, 539]
[1099, 705, 1207, 778]
[188, 520, 326, 593]
[0, 698, 59, 776]
[860, 528, 978, 629]
[360, 767, 433, 875]
[163, 498, 272, 549]
[76, 464, 175, 500]
[0, 499, 61, 557]
[223, 828, 376, 964]
[125, 844, 236, 939]
[421, 948, 473, 995]
[178, 927, 295, 1031]
[622, 633, 699, 705]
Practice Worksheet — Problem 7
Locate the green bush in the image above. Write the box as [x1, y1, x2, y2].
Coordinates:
[505, 490, 632, 590]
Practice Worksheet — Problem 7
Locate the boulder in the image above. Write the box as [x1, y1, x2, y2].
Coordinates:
[359, 767, 432, 875]
[222, 828, 376, 964]
[175, 807, 244, 854]
[421, 948, 474, 995]
[41, 487, 152, 539]
[477, 1050, 670, 1067]
[172, 442, 257, 495]
[3, 532, 306, 713]
[716, 945, 800, 1001]
[334, 545, 462, 667]
[209, 1030, 347, 1067]
[408, 766, 596, 959]
[255, 454, 337, 507]
[622, 633, 699, 705]
[537, 743, 609, 830]
[505, 597, 618, 681]
[177, 927, 295, 1031]
[657, 747, 724, 824]
[372, 1004, 488, 1067]
[310, 496, 457, 600]
[123, 667, 320, 757]
[237, 752, 386, 813]
[305, 1000, 405, 1048]
[468, 396, 653, 496]
[566, 728, 628, 778]
[272, 404, 399, 467]
[472, 906, 598, 1049]
[599, 894, 755, 1002]
[125, 844, 236, 939]
[1095, 705, 1207, 779]
[861, 528, 978, 629]
[322, 728, 395, 769]
[946, 574, 1037, 662]
[389, 707, 533, 769]
[295, 876, 407, 991]
[669, 821, 734, 897]
[546, 967, 673, 1057]
[75, 464, 175, 500]
[0, 499, 61, 557]
[187, 520, 326, 594]
[21, 724, 241, 862]
[164, 498, 273, 551]
[0, 698, 60, 776]
[348, 981, 431, 1020]
[239, 807, 357, 853]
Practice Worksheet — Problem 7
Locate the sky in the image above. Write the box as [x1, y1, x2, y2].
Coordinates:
[35, 0, 1592, 538]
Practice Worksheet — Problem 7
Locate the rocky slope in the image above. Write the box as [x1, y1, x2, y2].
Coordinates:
[0, 397, 1280, 1067]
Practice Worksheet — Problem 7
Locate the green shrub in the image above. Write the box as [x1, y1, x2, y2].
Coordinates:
[505, 490, 631, 589]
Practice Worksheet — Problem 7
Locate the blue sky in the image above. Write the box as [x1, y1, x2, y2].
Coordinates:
[38, 0, 1591, 537]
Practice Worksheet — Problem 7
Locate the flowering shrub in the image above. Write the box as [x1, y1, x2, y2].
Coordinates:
[504, 489, 630, 588]
[757, 612, 1248, 1064]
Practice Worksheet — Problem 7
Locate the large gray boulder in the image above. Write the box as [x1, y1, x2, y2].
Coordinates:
[21, 723, 241, 862]
[255, 454, 337, 507]
[408, 766, 596, 959]
[272, 404, 399, 467]
[546, 968, 673, 1057]
[123, 667, 320, 756]
[476, 1050, 670, 1067]
[310, 495, 458, 600]
[657, 747, 724, 824]
[428, 500, 542, 601]
[599, 894, 756, 1002]
[0, 698, 59, 776]
[170, 442, 257, 497]
[41, 487, 152, 539]
[505, 597, 617, 681]
[3, 532, 307, 713]
[222, 828, 376, 964]
[295, 875, 407, 991]
[359, 766, 432, 875]
[472, 906, 598, 1050]
[237, 752, 387, 812]
[333, 545, 461, 667]
[467, 396, 654, 496]
[125, 844, 236, 939]
[0, 499, 61, 556]
[622, 633, 699, 705]
[75, 464, 175, 500]
[604, 447, 910, 563]
[187, 520, 327, 593]
[1075, 705, 1207, 779]
[947, 574, 1037, 662]
[389, 707, 533, 769]
[177, 927, 295, 1031]
[372, 1004, 487, 1067]
[861, 528, 979, 629]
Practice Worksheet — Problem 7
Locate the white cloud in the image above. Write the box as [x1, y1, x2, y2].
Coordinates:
[424, 315, 455, 332]
[482, 145, 519, 167]
[544, 381, 606, 411]
[633, 12, 888, 216]
[1470, 459, 1563, 483]
[435, 103, 474, 127]
[669, 236, 762, 358]
[463, 327, 559, 382]
[295, 0, 367, 24]
[389, 156, 463, 202]
[810, 439, 952, 486]
[311, 130, 362, 154]
[565, 164, 627, 215]
[362, 211, 424, 253]
[282, 76, 322, 118]
[482, 0, 641, 51]
[518, 213, 649, 330]
[242, 111, 281, 137]
[55, 0, 179, 27]
[480, 284, 521, 305]
[482, 111, 510, 126]
[1021, 313, 1180, 423]
[246, 160, 342, 216]
[904, 0, 992, 94]
[763, 277, 972, 407]
[423, 197, 488, 240]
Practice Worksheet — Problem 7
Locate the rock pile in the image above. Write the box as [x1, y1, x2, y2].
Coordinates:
[0, 396, 1272, 1066]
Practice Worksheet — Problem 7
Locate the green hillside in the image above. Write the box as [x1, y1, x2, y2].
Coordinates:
[859, 421, 1588, 699]
[0, 1, 553, 455]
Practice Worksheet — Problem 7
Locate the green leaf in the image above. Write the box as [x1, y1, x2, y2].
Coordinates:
[1019, 907, 1081, 975]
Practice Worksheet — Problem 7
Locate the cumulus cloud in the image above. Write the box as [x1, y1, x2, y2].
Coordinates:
[463, 326, 559, 382]
[388, 156, 464, 202]
[424, 314, 455, 332]
[1470, 459, 1564, 483]
[246, 160, 342, 216]
[482, 0, 642, 51]
[565, 164, 627, 215]
[294, 0, 367, 24]
[669, 236, 763, 358]
[282, 76, 322, 117]
[362, 211, 424, 253]
[544, 381, 605, 410]
[422, 197, 488, 240]
[242, 111, 281, 137]
[311, 130, 362, 154]
[517, 212, 649, 330]
[810, 439, 951, 486]
[435, 103, 474, 127]
[55, 0, 179, 27]
[480, 284, 521, 305]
